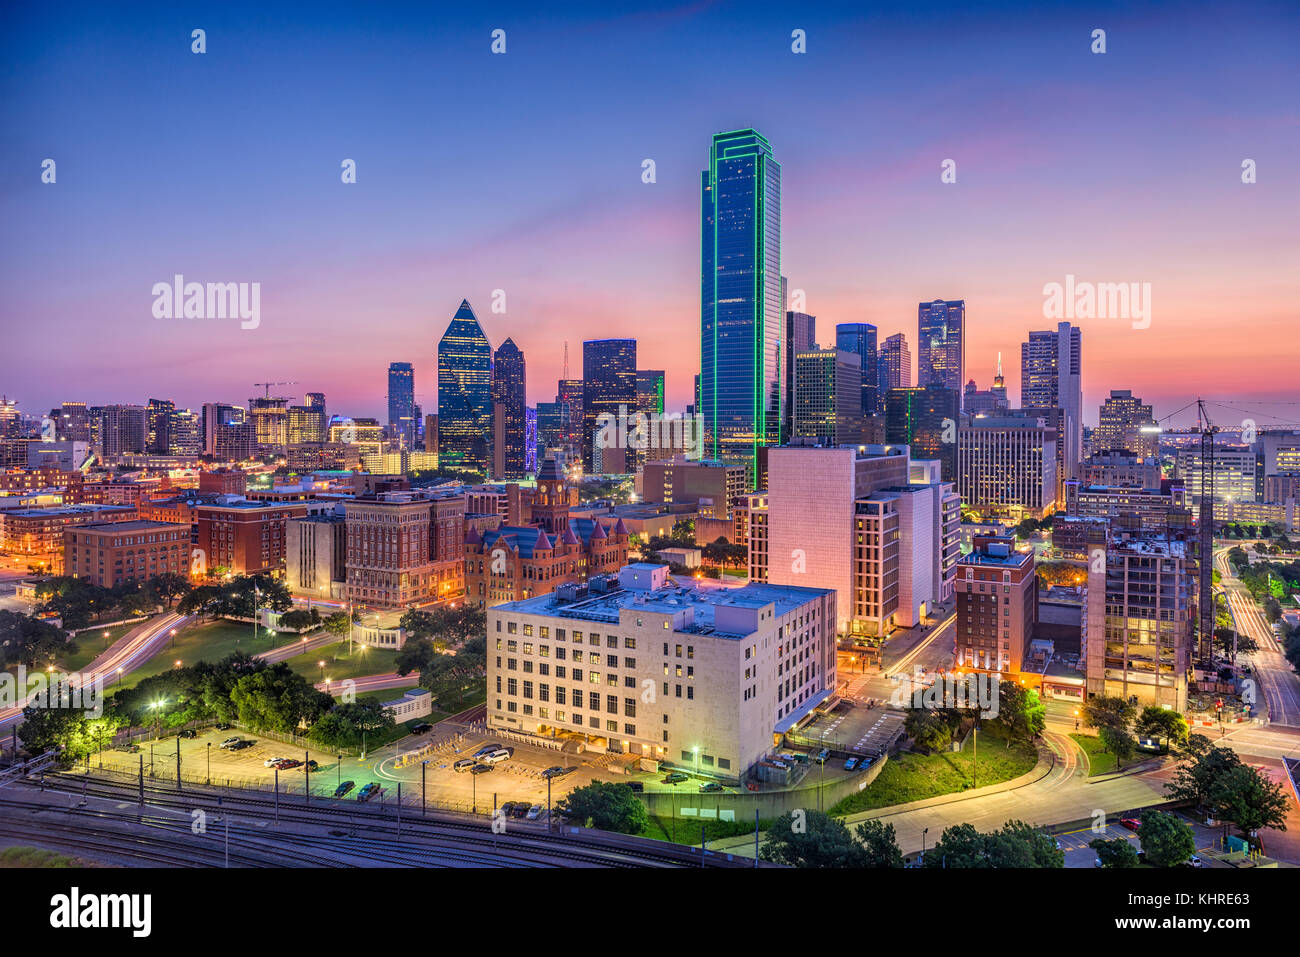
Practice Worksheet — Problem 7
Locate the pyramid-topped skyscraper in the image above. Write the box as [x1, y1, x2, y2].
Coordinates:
[437, 299, 493, 471]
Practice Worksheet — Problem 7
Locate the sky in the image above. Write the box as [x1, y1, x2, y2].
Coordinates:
[2, 0, 1297, 430]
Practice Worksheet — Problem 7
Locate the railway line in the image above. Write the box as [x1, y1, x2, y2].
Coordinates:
[12, 772, 761, 867]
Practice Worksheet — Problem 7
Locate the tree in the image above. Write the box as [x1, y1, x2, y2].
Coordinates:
[922, 820, 1062, 868]
[309, 700, 394, 748]
[228, 664, 332, 733]
[761, 810, 869, 867]
[0, 611, 71, 669]
[1207, 763, 1290, 846]
[1098, 725, 1137, 768]
[1137, 810, 1195, 867]
[18, 707, 125, 765]
[1166, 743, 1242, 811]
[904, 708, 955, 753]
[990, 682, 1045, 743]
[556, 782, 648, 835]
[1090, 837, 1140, 868]
[854, 819, 905, 868]
[277, 608, 321, 632]
[1135, 706, 1189, 750]
[322, 612, 351, 638]
[148, 572, 192, 607]
[1082, 695, 1136, 736]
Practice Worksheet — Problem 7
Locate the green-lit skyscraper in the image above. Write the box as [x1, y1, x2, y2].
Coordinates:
[700, 129, 782, 486]
[437, 299, 493, 471]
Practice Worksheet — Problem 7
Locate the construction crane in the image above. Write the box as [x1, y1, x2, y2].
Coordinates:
[252, 381, 297, 400]
[1196, 399, 1217, 663]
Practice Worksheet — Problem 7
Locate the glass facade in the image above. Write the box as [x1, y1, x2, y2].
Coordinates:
[386, 361, 416, 448]
[917, 299, 964, 396]
[437, 299, 493, 471]
[582, 339, 636, 471]
[492, 339, 527, 479]
[835, 322, 879, 416]
[700, 129, 782, 486]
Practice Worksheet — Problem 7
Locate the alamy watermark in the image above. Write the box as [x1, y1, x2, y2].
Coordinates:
[152, 274, 260, 329]
[1, 665, 103, 718]
[1042, 274, 1151, 329]
[595, 405, 704, 460]
[889, 666, 1000, 718]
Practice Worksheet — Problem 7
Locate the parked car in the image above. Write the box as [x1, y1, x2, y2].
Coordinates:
[473, 743, 504, 758]
[357, 782, 380, 802]
[334, 780, 355, 797]
[228, 740, 253, 751]
[454, 758, 476, 772]
[699, 781, 723, 793]
[214, 722, 233, 731]
[498, 802, 519, 817]
[844, 757, 859, 771]
[815, 749, 829, 764]
[479, 748, 511, 765]
[1119, 818, 1141, 831]
[509, 803, 529, 819]
[300, 760, 319, 772]
[1186, 855, 1204, 868]
[1094, 857, 1105, 868]
[264, 757, 288, 768]
[526, 805, 544, 820]
[409, 723, 432, 735]
[623, 781, 644, 792]
[176, 729, 197, 739]
[470, 763, 493, 774]
[275, 759, 302, 770]
[542, 765, 565, 778]
[662, 771, 688, 784]
[219, 737, 242, 749]
[114, 744, 140, 754]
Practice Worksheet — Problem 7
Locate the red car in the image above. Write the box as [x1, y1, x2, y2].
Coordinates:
[274, 758, 302, 770]
[1118, 818, 1141, 831]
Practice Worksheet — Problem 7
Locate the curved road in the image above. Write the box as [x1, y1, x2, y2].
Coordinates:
[1, 612, 191, 730]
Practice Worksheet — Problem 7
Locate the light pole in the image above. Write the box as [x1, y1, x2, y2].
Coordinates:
[921, 827, 929, 866]
[206, 742, 211, 785]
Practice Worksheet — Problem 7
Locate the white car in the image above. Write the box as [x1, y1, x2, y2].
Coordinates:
[479, 749, 511, 765]
[526, 805, 544, 820]
[1188, 855, 1204, 868]
[264, 756, 287, 768]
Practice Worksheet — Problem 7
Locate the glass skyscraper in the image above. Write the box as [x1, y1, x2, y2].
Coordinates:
[387, 361, 416, 449]
[700, 129, 782, 485]
[492, 338, 527, 480]
[582, 338, 637, 472]
[917, 300, 965, 399]
[437, 299, 493, 471]
[835, 322, 880, 416]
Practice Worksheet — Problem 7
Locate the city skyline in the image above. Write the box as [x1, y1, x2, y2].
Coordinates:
[2, 2, 1297, 426]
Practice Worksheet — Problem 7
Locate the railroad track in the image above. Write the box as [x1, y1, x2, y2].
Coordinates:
[29, 772, 754, 867]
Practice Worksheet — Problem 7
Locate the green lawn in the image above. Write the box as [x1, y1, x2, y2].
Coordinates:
[57, 622, 144, 671]
[829, 727, 1038, 816]
[285, 641, 401, 685]
[640, 814, 772, 846]
[1070, 733, 1118, 776]
[113, 619, 264, 689]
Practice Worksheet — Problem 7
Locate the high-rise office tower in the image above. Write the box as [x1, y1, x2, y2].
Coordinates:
[437, 299, 494, 471]
[1021, 321, 1082, 481]
[247, 396, 289, 455]
[884, 385, 960, 481]
[58, 402, 91, 443]
[700, 129, 782, 484]
[491, 339, 527, 480]
[793, 349, 865, 446]
[387, 362, 416, 449]
[582, 339, 636, 472]
[557, 379, 584, 464]
[835, 323, 879, 416]
[957, 414, 1058, 519]
[99, 405, 147, 457]
[169, 409, 202, 455]
[305, 392, 326, 411]
[917, 300, 964, 398]
[145, 398, 174, 454]
[636, 370, 665, 417]
[784, 310, 816, 438]
[1095, 389, 1157, 457]
[879, 333, 911, 393]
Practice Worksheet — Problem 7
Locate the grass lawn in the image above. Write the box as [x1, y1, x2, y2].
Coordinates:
[1070, 733, 1118, 776]
[829, 727, 1038, 816]
[0, 847, 91, 868]
[57, 622, 142, 671]
[286, 641, 400, 684]
[640, 813, 772, 846]
[113, 619, 261, 689]
[428, 683, 486, 716]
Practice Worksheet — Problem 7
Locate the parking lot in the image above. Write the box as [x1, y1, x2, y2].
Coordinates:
[1057, 815, 1224, 868]
[797, 701, 904, 759]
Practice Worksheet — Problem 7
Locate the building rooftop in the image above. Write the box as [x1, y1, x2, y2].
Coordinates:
[497, 569, 831, 640]
[73, 520, 184, 534]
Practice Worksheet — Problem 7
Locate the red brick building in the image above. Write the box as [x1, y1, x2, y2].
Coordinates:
[955, 535, 1037, 676]
[65, 520, 192, 587]
[195, 500, 308, 576]
[464, 460, 628, 608]
[342, 492, 466, 609]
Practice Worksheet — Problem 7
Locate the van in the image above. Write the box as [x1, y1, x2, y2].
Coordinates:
[480, 749, 511, 765]
[453, 758, 476, 772]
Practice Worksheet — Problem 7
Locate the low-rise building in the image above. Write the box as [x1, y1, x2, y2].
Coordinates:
[64, 520, 192, 587]
[487, 563, 836, 782]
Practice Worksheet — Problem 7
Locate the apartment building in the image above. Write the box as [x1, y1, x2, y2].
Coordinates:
[954, 536, 1037, 676]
